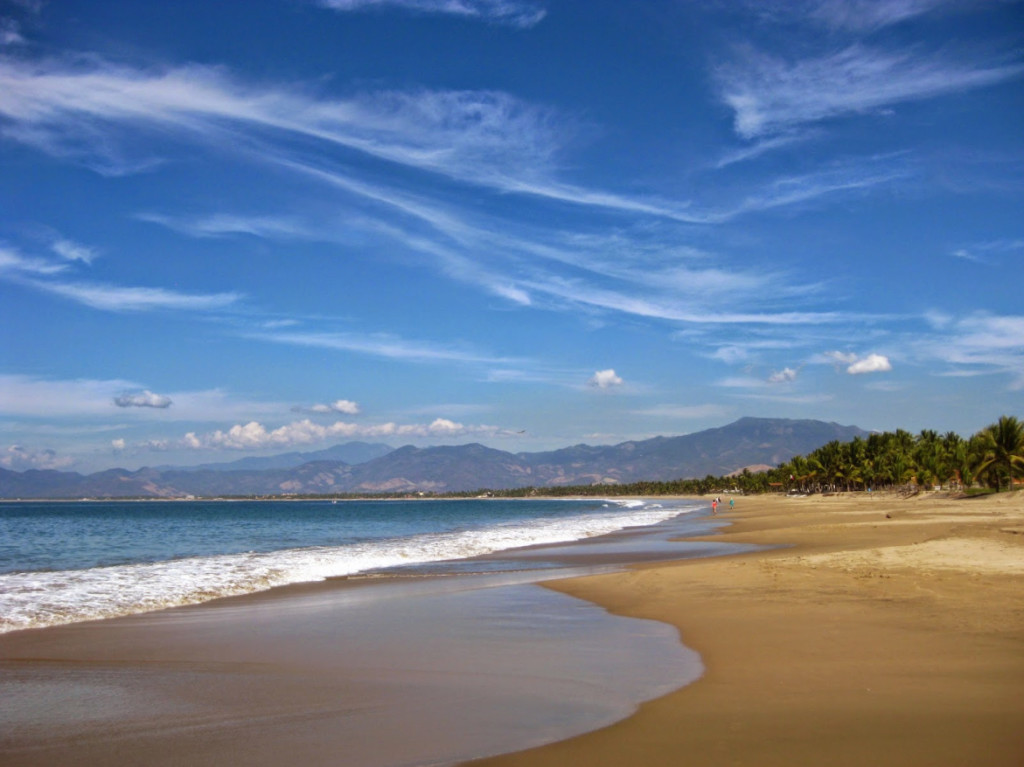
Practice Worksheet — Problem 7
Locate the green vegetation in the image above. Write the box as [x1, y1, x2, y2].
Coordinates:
[451, 414, 1024, 499]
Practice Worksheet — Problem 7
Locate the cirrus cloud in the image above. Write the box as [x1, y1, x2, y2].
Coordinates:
[717, 44, 1024, 140]
[316, 0, 547, 28]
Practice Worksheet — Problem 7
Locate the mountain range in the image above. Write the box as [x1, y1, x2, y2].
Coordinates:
[0, 418, 869, 499]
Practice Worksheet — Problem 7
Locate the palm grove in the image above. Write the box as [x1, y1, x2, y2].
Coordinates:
[480, 415, 1024, 499]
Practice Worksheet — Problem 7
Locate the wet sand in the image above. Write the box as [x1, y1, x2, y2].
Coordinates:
[466, 491, 1024, 766]
[0, 509, 722, 767]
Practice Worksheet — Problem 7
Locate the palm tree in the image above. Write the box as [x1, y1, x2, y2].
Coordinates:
[973, 416, 1024, 491]
[941, 432, 970, 489]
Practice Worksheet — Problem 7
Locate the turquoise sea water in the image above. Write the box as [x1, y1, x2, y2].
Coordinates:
[0, 497, 704, 633]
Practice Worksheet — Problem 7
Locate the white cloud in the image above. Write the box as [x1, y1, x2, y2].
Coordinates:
[822, 350, 893, 374]
[717, 44, 1024, 139]
[308, 399, 361, 415]
[847, 353, 893, 375]
[589, 369, 624, 389]
[166, 417, 511, 451]
[113, 390, 173, 409]
[768, 367, 798, 383]
[1, 445, 74, 470]
[317, 0, 546, 28]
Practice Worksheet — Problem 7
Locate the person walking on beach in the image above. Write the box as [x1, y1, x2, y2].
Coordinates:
[711, 499, 718, 514]
[729, 498, 735, 510]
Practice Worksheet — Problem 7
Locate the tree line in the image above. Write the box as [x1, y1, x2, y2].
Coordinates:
[460, 414, 1024, 499]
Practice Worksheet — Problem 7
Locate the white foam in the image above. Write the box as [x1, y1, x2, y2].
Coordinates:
[0, 501, 698, 633]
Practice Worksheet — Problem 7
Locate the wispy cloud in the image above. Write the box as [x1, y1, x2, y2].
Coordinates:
[1, 18, 25, 47]
[950, 238, 1024, 264]
[0, 244, 69, 275]
[0, 56, 717, 223]
[0, 57, 569, 192]
[717, 44, 1024, 139]
[729, 0, 960, 31]
[713, 131, 816, 169]
[51, 238, 97, 264]
[137, 212, 312, 240]
[247, 328, 523, 366]
[806, 0, 959, 31]
[631, 403, 733, 420]
[919, 313, 1024, 387]
[519, 274, 854, 325]
[316, 0, 546, 28]
[2, 237, 241, 314]
[23, 278, 241, 313]
[729, 156, 912, 214]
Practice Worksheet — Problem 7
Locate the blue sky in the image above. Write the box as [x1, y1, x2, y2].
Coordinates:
[1, 0, 1022, 473]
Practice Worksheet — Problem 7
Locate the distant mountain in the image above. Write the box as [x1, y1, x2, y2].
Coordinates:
[163, 441, 394, 472]
[0, 418, 868, 498]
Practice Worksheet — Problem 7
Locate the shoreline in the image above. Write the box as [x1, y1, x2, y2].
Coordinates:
[0, 500, 718, 766]
[3, 492, 1021, 765]
[465, 490, 1024, 766]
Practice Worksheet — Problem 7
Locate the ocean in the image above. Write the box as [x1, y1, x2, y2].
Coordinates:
[0, 497, 706, 634]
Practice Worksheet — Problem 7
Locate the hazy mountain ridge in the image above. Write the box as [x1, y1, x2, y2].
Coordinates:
[0, 418, 868, 498]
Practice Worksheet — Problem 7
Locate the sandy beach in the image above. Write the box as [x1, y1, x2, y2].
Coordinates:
[2, 491, 1022, 766]
[467, 491, 1024, 766]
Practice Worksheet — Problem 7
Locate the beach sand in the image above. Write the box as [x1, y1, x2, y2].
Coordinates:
[2, 492, 1022, 766]
[466, 491, 1024, 766]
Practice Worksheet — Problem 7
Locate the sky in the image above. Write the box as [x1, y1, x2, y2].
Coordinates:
[1, 0, 1022, 473]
